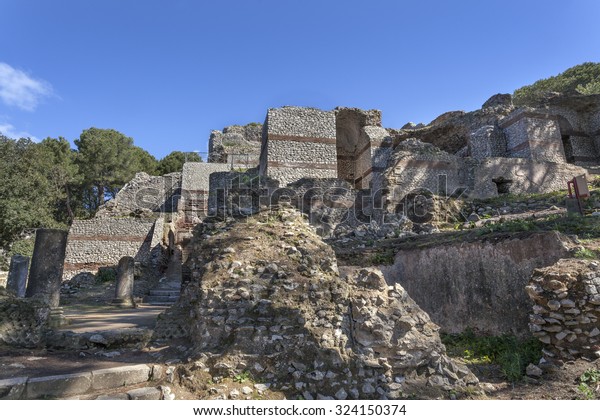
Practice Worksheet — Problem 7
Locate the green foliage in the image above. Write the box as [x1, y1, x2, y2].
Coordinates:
[9, 237, 35, 259]
[370, 251, 395, 265]
[573, 247, 598, 260]
[75, 127, 155, 212]
[578, 368, 600, 400]
[0, 136, 65, 247]
[442, 330, 543, 383]
[156, 151, 202, 175]
[232, 371, 252, 383]
[97, 267, 116, 283]
[514, 62, 600, 106]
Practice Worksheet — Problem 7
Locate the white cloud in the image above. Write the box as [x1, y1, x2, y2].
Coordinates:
[0, 62, 54, 111]
[0, 122, 38, 141]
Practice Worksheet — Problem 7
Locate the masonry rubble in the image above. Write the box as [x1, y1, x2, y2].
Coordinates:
[526, 258, 600, 361]
[154, 208, 478, 399]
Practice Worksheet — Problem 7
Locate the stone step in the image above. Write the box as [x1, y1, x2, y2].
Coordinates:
[148, 289, 180, 297]
[0, 364, 164, 400]
[144, 296, 179, 305]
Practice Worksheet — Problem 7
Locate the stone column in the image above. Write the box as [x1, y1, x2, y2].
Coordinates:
[25, 229, 69, 327]
[112, 256, 135, 308]
[25, 229, 68, 308]
[6, 255, 30, 297]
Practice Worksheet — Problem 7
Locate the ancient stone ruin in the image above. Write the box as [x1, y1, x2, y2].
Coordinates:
[527, 259, 600, 360]
[2, 91, 600, 400]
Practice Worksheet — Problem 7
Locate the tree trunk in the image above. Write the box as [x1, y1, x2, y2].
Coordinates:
[98, 184, 105, 207]
[65, 184, 74, 222]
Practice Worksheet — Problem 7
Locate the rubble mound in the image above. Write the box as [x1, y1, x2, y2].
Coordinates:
[527, 259, 600, 361]
[156, 208, 477, 399]
[0, 289, 50, 348]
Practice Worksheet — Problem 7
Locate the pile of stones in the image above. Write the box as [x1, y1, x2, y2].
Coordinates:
[526, 258, 600, 361]
[156, 208, 478, 399]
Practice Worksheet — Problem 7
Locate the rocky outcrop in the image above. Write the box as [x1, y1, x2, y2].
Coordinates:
[155, 208, 477, 399]
[526, 258, 600, 361]
[391, 102, 514, 154]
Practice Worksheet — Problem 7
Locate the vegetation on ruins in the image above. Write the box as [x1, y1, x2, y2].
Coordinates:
[0, 128, 198, 252]
[513, 62, 600, 105]
[441, 330, 543, 383]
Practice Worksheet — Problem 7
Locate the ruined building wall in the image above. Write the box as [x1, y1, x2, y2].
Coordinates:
[62, 218, 157, 281]
[95, 172, 181, 218]
[500, 110, 566, 163]
[179, 162, 231, 222]
[261, 107, 338, 186]
[208, 123, 262, 167]
[527, 259, 600, 360]
[383, 140, 468, 211]
[471, 158, 589, 199]
[380, 232, 572, 337]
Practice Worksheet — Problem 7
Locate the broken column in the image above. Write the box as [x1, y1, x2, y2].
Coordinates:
[25, 229, 69, 327]
[112, 256, 135, 308]
[6, 255, 30, 297]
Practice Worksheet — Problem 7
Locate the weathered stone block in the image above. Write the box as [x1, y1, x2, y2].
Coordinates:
[0, 376, 28, 400]
[127, 386, 161, 400]
[26, 372, 92, 399]
[91, 364, 151, 391]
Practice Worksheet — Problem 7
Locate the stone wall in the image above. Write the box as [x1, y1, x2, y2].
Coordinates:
[261, 107, 338, 186]
[380, 232, 572, 337]
[383, 140, 468, 211]
[471, 158, 589, 198]
[96, 172, 181, 218]
[63, 218, 157, 281]
[179, 162, 231, 221]
[500, 110, 566, 163]
[0, 290, 49, 347]
[208, 123, 262, 167]
[468, 125, 507, 159]
[526, 259, 600, 360]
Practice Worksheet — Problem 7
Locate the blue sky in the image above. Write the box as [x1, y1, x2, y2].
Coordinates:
[1, 0, 599, 159]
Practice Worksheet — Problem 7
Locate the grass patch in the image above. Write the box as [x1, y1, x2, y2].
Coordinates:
[370, 251, 395, 265]
[441, 330, 543, 382]
[573, 247, 598, 260]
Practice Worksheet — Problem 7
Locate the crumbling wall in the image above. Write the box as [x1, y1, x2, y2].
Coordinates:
[500, 109, 567, 163]
[62, 218, 157, 281]
[0, 290, 49, 347]
[208, 123, 262, 166]
[155, 209, 477, 399]
[179, 162, 231, 222]
[380, 232, 572, 337]
[96, 172, 181, 218]
[526, 259, 600, 360]
[471, 158, 589, 198]
[261, 107, 337, 186]
[383, 139, 468, 211]
[468, 125, 507, 159]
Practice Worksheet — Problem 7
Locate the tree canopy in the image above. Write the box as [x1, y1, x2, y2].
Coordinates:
[513, 62, 600, 106]
[0, 127, 174, 250]
[156, 151, 202, 175]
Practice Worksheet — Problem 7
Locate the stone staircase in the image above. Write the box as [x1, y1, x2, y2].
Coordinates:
[145, 286, 181, 306]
